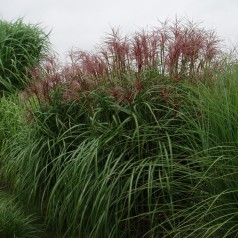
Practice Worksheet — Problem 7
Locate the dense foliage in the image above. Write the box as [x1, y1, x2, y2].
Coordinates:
[0, 18, 49, 93]
[1, 18, 238, 238]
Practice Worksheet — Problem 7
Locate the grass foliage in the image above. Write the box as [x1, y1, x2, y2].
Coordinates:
[7, 88, 203, 237]
[0, 18, 49, 93]
[0, 191, 41, 238]
[1, 17, 238, 237]
[0, 94, 24, 143]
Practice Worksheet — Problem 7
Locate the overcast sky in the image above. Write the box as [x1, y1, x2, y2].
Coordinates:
[1, 0, 238, 59]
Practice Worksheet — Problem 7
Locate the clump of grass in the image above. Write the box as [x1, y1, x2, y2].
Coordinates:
[0, 18, 50, 93]
[2, 17, 237, 238]
[5, 84, 208, 237]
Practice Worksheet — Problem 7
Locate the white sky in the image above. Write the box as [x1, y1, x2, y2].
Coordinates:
[1, 0, 238, 59]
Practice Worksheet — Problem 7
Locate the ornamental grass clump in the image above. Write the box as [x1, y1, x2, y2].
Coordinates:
[2, 18, 229, 238]
[9, 87, 206, 237]
[0, 18, 50, 94]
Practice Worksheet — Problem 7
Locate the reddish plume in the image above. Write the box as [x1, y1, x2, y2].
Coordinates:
[25, 18, 222, 106]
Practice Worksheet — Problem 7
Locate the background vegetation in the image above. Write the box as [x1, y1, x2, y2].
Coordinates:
[0, 18, 49, 94]
[1, 17, 238, 237]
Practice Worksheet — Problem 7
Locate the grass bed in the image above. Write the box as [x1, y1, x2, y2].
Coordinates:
[1, 17, 238, 237]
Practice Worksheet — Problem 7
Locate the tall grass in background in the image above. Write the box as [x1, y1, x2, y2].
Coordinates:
[173, 62, 238, 238]
[0, 18, 49, 94]
[187, 62, 238, 148]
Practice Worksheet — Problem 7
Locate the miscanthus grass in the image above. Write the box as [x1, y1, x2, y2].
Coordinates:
[2, 84, 209, 237]
[2, 17, 238, 237]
